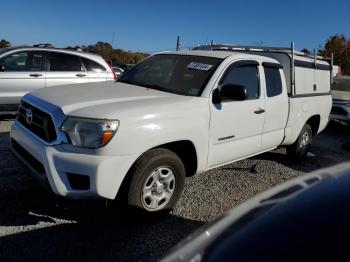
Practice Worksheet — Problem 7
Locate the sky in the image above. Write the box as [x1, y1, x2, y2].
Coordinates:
[1, 0, 350, 53]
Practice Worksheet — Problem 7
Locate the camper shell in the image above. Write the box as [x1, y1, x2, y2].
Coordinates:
[193, 43, 333, 97]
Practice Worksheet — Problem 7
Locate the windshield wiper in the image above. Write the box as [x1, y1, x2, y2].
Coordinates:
[141, 84, 167, 91]
[118, 80, 178, 94]
[139, 83, 178, 94]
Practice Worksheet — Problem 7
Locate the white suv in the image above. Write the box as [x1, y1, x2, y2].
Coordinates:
[0, 45, 116, 114]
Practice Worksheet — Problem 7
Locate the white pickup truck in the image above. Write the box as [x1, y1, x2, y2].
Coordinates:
[10, 44, 332, 213]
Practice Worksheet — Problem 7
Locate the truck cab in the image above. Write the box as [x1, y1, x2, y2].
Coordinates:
[10, 44, 332, 214]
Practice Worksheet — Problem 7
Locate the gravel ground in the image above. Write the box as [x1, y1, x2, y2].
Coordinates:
[0, 117, 349, 262]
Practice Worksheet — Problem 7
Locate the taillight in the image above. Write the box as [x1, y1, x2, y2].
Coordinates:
[105, 60, 117, 81]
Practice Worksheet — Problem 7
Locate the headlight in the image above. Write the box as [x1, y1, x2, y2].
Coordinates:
[61, 117, 119, 148]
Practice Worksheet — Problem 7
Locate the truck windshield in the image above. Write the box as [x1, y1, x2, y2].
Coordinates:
[118, 54, 223, 96]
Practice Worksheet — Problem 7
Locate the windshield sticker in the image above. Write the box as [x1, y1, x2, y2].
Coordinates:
[187, 62, 213, 71]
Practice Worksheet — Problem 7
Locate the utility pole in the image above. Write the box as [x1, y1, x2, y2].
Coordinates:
[210, 40, 214, 50]
[176, 36, 181, 51]
[110, 32, 115, 66]
[111, 32, 115, 48]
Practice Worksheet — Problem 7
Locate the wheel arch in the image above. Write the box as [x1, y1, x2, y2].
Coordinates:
[116, 140, 199, 201]
[152, 140, 198, 177]
[306, 114, 321, 136]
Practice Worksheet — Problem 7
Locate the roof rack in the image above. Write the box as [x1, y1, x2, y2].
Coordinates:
[193, 42, 334, 90]
[192, 42, 331, 61]
[31, 44, 84, 53]
[33, 43, 53, 48]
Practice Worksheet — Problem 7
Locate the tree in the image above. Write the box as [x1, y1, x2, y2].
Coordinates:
[0, 39, 10, 48]
[319, 34, 350, 75]
[76, 42, 149, 65]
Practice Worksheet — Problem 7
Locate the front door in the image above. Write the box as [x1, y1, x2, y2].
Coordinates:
[0, 51, 45, 105]
[208, 61, 266, 168]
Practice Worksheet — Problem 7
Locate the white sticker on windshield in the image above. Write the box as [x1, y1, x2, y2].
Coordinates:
[187, 62, 213, 71]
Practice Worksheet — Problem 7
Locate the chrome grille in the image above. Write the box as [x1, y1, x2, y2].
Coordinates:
[17, 101, 57, 142]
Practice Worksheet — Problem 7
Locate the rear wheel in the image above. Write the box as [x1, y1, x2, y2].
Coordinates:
[287, 124, 312, 161]
[127, 148, 185, 213]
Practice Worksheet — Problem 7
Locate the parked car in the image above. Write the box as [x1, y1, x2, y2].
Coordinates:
[112, 66, 125, 77]
[162, 162, 350, 262]
[10, 43, 332, 214]
[0, 45, 116, 114]
[126, 63, 135, 70]
[330, 76, 350, 125]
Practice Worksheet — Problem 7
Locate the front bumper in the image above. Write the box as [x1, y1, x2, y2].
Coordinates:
[10, 121, 138, 199]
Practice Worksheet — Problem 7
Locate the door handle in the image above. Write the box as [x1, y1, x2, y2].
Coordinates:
[76, 74, 87, 77]
[29, 74, 43, 77]
[254, 108, 265, 114]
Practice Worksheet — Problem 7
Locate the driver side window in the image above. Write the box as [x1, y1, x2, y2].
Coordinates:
[220, 64, 260, 99]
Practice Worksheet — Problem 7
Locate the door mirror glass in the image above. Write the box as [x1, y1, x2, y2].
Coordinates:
[0, 64, 4, 72]
[220, 84, 247, 101]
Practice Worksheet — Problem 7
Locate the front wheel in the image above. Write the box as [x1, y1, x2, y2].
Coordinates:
[127, 148, 185, 213]
[286, 124, 313, 161]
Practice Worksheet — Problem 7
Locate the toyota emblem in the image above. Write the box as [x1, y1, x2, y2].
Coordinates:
[25, 108, 33, 125]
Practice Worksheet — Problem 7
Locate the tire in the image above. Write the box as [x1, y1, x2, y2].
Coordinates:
[286, 123, 313, 161]
[126, 148, 185, 214]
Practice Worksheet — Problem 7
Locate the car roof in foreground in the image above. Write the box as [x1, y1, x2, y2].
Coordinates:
[162, 162, 350, 262]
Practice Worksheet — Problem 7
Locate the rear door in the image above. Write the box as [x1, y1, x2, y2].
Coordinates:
[0, 51, 45, 106]
[261, 62, 289, 150]
[208, 60, 266, 168]
[45, 52, 89, 87]
[81, 57, 108, 82]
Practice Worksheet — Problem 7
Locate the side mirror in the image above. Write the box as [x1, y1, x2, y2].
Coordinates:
[0, 64, 4, 72]
[218, 84, 248, 102]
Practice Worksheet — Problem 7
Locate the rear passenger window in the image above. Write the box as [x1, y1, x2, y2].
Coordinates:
[220, 65, 260, 99]
[48, 52, 83, 71]
[82, 58, 106, 72]
[264, 67, 282, 97]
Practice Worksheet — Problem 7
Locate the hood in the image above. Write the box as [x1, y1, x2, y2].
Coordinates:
[28, 81, 194, 118]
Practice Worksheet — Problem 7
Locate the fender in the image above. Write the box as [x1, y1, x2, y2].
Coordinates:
[109, 98, 210, 173]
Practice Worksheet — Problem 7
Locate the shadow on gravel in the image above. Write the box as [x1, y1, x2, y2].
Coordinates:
[251, 123, 350, 173]
[0, 114, 16, 121]
[0, 184, 203, 262]
[1, 121, 349, 261]
[0, 132, 10, 149]
[250, 150, 341, 173]
[0, 124, 203, 261]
